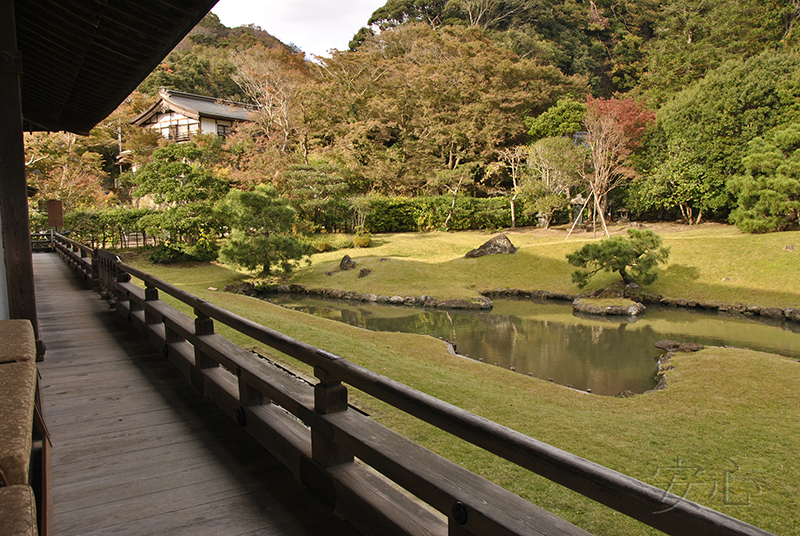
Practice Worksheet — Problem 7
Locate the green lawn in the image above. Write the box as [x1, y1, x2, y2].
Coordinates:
[120, 223, 800, 535]
[285, 223, 800, 308]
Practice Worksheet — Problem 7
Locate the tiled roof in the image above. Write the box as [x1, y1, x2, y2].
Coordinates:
[131, 88, 256, 126]
[162, 89, 255, 121]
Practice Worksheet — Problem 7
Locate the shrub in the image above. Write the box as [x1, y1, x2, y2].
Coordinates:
[184, 232, 219, 262]
[352, 229, 372, 248]
[364, 196, 419, 233]
[147, 243, 193, 264]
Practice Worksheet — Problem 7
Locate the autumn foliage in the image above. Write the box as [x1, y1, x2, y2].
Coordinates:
[582, 96, 655, 235]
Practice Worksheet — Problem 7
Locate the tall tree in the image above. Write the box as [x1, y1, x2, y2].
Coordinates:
[645, 51, 800, 220]
[448, 0, 524, 30]
[521, 136, 584, 228]
[312, 23, 586, 195]
[629, 146, 709, 224]
[279, 163, 355, 232]
[133, 142, 230, 245]
[134, 142, 229, 205]
[582, 96, 654, 236]
[368, 0, 450, 29]
[497, 145, 528, 228]
[525, 97, 586, 142]
[640, 0, 800, 104]
[25, 132, 110, 211]
[729, 123, 800, 233]
[426, 164, 476, 230]
[230, 45, 311, 153]
[220, 185, 308, 276]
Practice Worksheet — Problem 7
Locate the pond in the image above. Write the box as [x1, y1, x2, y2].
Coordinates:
[265, 295, 800, 396]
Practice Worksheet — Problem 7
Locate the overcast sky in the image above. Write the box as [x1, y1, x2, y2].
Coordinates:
[211, 0, 386, 58]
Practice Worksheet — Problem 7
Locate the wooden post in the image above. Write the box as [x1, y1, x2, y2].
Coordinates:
[91, 249, 100, 291]
[0, 0, 43, 358]
[191, 309, 218, 391]
[143, 284, 159, 325]
[163, 324, 185, 360]
[238, 374, 264, 407]
[312, 367, 352, 468]
[115, 270, 132, 316]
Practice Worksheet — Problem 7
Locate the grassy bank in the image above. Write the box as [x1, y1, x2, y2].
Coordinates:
[288, 223, 800, 308]
[121, 225, 800, 535]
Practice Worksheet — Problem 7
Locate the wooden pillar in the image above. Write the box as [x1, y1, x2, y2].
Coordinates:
[90, 249, 100, 291]
[312, 367, 353, 468]
[0, 0, 42, 358]
[191, 309, 217, 392]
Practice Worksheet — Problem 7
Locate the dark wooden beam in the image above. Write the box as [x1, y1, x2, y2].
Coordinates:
[1, 0, 42, 358]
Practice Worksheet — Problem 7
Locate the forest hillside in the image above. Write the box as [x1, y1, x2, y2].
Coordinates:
[25, 2, 800, 267]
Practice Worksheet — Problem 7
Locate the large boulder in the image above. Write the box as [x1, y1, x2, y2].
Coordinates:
[340, 254, 356, 271]
[465, 234, 518, 258]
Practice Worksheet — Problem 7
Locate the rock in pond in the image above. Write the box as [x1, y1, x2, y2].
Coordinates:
[572, 298, 646, 316]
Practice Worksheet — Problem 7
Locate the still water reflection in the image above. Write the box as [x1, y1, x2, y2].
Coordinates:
[267, 295, 800, 396]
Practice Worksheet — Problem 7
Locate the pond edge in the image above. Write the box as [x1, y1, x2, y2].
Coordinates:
[223, 281, 800, 325]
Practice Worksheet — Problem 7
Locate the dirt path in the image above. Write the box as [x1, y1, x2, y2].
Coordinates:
[504, 221, 730, 239]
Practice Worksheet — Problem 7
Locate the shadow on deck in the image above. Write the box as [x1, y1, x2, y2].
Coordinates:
[33, 252, 360, 536]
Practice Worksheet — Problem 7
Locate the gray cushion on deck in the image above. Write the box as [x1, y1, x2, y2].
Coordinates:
[0, 320, 36, 364]
[0, 361, 37, 486]
[0, 485, 38, 536]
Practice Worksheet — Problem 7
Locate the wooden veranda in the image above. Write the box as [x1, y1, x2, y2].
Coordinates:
[33, 251, 360, 535]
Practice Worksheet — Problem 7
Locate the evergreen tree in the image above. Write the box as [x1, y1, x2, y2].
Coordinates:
[729, 123, 800, 232]
[567, 229, 670, 288]
[220, 186, 309, 276]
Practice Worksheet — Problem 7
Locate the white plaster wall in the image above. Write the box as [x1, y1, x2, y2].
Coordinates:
[200, 117, 216, 134]
[147, 112, 200, 138]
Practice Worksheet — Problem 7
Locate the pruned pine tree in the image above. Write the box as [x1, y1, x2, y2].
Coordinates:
[567, 229, 670, 288]
[220, 186, 308, 276]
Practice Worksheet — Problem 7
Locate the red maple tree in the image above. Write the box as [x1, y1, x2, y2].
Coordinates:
[582, 96, 655, 236]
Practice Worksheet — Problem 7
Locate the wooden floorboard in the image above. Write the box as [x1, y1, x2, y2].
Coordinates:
[34, 253, 361, 536]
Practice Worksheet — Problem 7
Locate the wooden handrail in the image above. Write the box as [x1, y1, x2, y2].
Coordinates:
[52, 232, 93, 257]
[51, 233, 98, 290]
[30, 231, 53, 252]
[52, 238, 773, 536]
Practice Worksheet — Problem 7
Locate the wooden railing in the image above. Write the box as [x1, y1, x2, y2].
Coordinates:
[50, 233, 98, 290]
[30, 231, 54, 253]
[52, 233, 773, 536]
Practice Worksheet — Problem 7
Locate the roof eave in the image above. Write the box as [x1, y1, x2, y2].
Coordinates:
[16, 0, 221, 134]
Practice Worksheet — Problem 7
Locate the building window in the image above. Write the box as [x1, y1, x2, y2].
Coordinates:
[167, 124, 191, 141]
[176, 124, 190, 141]
[217, 123, 233, 137]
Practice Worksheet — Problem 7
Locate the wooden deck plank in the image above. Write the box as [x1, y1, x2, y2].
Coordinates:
[49, 410, 235, 456]
[44, 404, 213, 440]
[72, 482, 355, 536]
[33, 253, 361, 536]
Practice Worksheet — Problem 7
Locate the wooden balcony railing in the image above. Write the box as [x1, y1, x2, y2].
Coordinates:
[51, 232, 774, 536]
[50, 233, 98, 290]
[30, 231, 54, 253]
